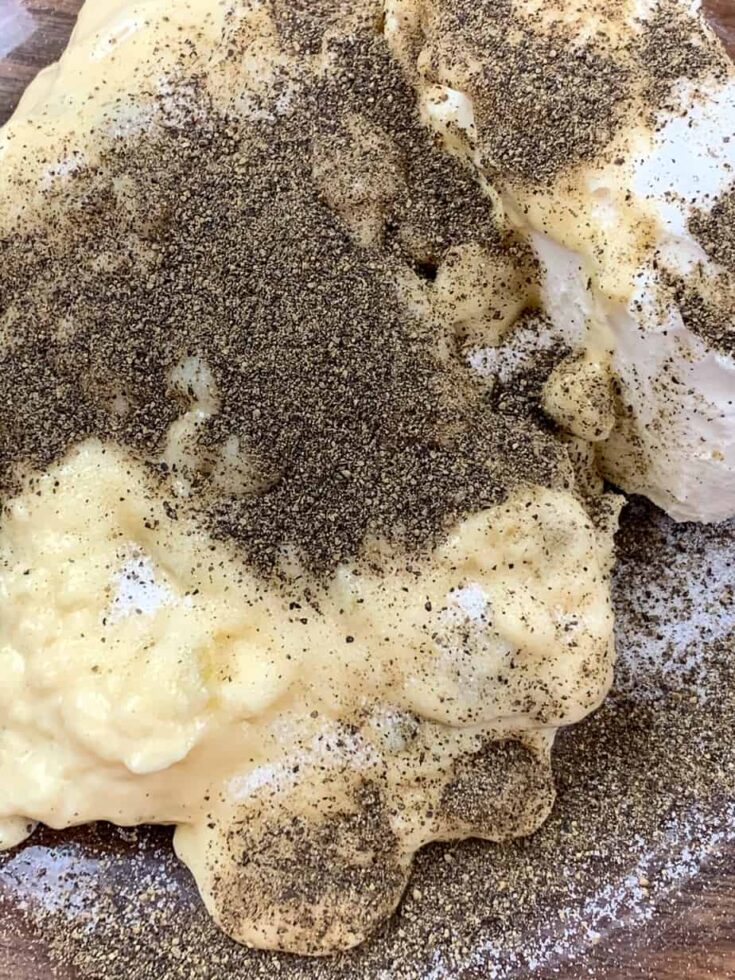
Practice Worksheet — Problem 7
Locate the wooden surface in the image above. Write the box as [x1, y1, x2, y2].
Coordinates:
[0, 0, 81, 122]
[1, 2, 735, 979]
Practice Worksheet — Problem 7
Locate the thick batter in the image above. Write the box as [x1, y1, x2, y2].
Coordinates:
[0, 0, 730, 957]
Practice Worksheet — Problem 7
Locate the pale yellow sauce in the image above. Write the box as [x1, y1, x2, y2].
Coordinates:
[0, 0, 621, 954]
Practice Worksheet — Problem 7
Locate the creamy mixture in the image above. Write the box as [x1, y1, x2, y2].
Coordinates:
[386, 0, 735, 521]
[0, 0, 732, 957]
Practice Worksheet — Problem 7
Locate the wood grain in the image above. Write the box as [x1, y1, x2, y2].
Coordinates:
[0, 2, 734, 979]
[0, 1, 80, 119]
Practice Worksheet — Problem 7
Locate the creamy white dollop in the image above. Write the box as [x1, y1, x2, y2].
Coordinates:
[386, 0, 735, 524]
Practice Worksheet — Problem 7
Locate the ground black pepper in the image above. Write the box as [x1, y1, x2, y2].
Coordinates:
[0, 22, 564, 580]
[690, 182, 735, 277]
